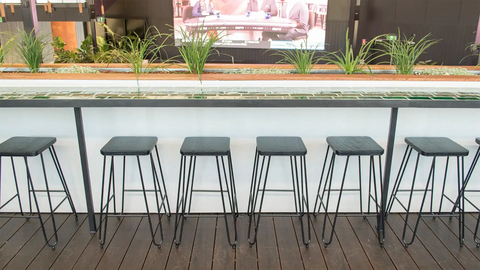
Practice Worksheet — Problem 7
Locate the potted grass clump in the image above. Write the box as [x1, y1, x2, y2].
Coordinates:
[376, 30, 441, 75]
[15, 30, 49, 73]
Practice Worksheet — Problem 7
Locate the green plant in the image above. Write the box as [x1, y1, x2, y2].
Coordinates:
[16, 30, 49, 73]
[52, 36, 80, 63]
[377, 30, 441, 75]
[0, 32, 15, 67]
[271, 39, 321, 74]
[175, 23, 229, 80]
[459, 43, 480, 65]
[116, 26, 171, 93]
[418, 67, 473, 76]
[322, 29, 380, 74]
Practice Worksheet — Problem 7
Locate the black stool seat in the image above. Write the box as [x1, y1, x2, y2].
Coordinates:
[256, 136, 307, 156]
[326, 136, 384, 156]
[475, 137, 480, 145]
[180, 137, 230, 156]
[100, 136, 157, 156]
[405, 137, 469, 157]
[0, 137, 56, 156]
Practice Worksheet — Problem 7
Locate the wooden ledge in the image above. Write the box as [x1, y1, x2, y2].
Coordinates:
[0, 73, 480, 81]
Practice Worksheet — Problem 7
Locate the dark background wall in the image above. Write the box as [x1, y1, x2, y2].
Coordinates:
[104, 0, 352, 63]
[358, 0, 480, 65]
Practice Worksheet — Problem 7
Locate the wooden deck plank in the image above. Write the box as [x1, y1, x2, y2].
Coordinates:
[0, 213, 476, 270]
[118, 217, 153, 270]
[378, 219, 419, 270]
[141, 215, 175, 270]
[335, 217, 373, 270]
[164, 217, 198, 270]
[0, 216, 50, 268]
[0, 216, 29, 249]
[235, 215, 258, 270]
[212, 217, 235, 270]
[311, 215, 350, 270]
[3, 214, 69, 270]
[400, 213, 463, 269]
[256, 217, 281, 270]
[95, 217, 142, 270]
[386, 214, 440, 270]
[274, 217, 304, 270]
[464, 213, 480, 235]
[426, 217, 480, 266]
[25, 214, 86, 270]
[49, 214, 96, 270]
[0, 216, 12, 230]
[291, 215, 328, 270]
[347, 217, 395, 270]
[190, 217, 216, 270]
[72, 216, 123, 270]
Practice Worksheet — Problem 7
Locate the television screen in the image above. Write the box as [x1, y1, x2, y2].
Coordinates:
[173, 0, 328, 50]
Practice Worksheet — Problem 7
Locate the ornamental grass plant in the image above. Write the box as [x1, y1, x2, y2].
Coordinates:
[175, 23, 228, 80]
[16, 30, 49, 73]
[271, 38, 321, 74]
[116, 26, 171, 94]
[322, 29, 381, 74]
[377, 30, 441, 75]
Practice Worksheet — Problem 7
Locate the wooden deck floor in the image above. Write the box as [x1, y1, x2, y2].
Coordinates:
[0, 213, 479, 270]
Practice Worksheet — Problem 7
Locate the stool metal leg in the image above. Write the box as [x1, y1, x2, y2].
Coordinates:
[48, 146, 78, 220]
[216, 155, 237, 248]
[0, 158, 25, 217]
[322, 154, 347, 247]
[153, 146, 171, 218]
[174, 155, 195, 247]
[227, 153, 239, 217]
[25, 155, 59, 249]
[247, 149, 260, 216]
[137, 155, 163, 247]
[401, 154, 432, 247]
[451, 147, 480, 214]
[313, 146, 331, 217]
[247, 155, 271, 246]
[99, 155, 116, 248]
[294, 155, 310, 246]
[386, 146, 413, 217]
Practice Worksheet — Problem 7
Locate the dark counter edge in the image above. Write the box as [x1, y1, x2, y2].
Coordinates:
[1, 99, 480, 108]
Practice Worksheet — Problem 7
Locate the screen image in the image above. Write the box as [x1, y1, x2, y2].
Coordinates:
[173, 0, 328, 50]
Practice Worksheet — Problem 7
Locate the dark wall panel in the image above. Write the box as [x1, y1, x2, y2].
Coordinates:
[425, 0, 462, 24]
[395, 0, 427, 24]
[364, 0, 396, 23]
[459, 0, 480, 25]
[325, 21, 349, 51]
[359, 0, 480, 65]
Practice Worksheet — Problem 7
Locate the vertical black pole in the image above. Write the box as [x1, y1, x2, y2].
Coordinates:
[74, 107, 96, 233]
[378, 107, 398, 246]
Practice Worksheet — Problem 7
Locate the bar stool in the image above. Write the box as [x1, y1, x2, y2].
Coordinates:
[0, 137, 78, 249]
[247, 136, 310, 247]
[386, 137, 468, 247]
[174, 137, 238, 248]
[450, 138, 480, 247]
[313, 136, 384, 247]
[98, 136, 171, 248]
